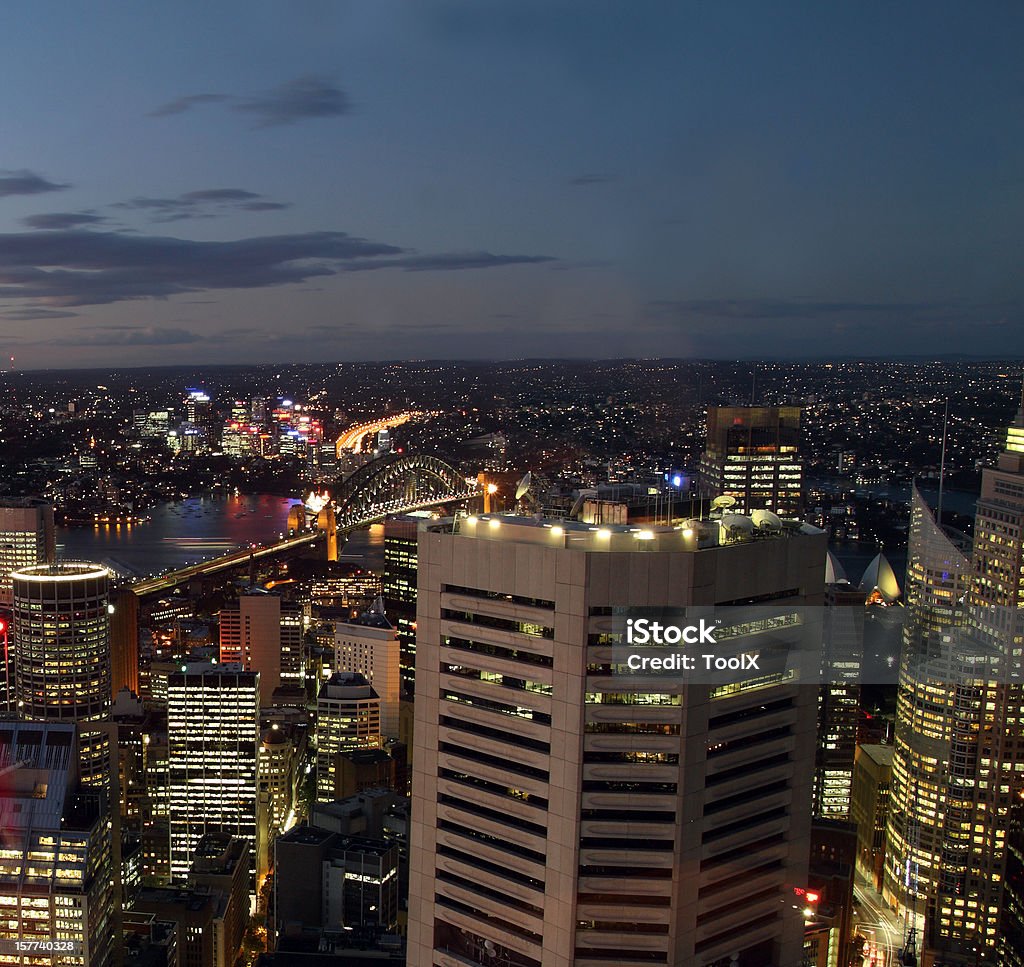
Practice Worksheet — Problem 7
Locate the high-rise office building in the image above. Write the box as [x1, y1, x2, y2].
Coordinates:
[851, 744, 893, 894]
[928, 392, 1024, 961]
[335, 601, 401, 740]
[697, 405, 803, 515]
[316, 672, 382, 803]
[886, 390, 1024, 962]
[167, 665, 260, 881]
[408, 512, 825, 967]
[109, 586, 141, 698]
[999, 794, 1024, 967]
[0, 498, 55, 605]
[259, 725, 298, 837]
[0, 721, 115, 967]
[219, 590, 283, 703]
[813, 555, 865, 823]
[383, 516, 419, 698]
[12, 562, 113, 791]
[280, 601, 304, 688]
[884, 486, 973, 923]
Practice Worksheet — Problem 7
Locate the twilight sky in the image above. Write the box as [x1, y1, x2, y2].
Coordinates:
[2, 1, 1023, 368]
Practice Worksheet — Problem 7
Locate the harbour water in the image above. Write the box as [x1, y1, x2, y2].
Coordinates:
[57, 494, 383, 578]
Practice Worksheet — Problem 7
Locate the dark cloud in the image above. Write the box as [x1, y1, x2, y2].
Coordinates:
[53, 326, 202, 347]
[147, 93, 230, 117]
[0, 170, 68, 198]
[343, 252, 556, 272]
[568, 173, 616, 187]
[233, 75, 350, 127]
[181, 189, 260, 203]
[241, 201, 291, 211]
[0, 223, 553, 310]
[0, 229, 402, 306]
[112, 189, 288, 223]
[21, 212, 106, 230]
[150, 76, 349, 128]
[1, 307, 79, 320]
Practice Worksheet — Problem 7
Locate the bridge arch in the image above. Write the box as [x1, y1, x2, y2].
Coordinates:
[332, 453, 479, 530]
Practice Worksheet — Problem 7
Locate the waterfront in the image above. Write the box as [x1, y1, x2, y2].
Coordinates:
[57, 494, 383, 577]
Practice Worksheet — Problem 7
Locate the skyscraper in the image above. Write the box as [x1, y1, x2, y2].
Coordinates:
[316, 672, 382, 803]
[383, 515, 419, 698]
[334, 601, 400, 740]
[167, 665, 260, 881]
[0, 722, 115, 967]
[219, 590, 284, 703]
[813, 555, 865, 822]
[886, 389, 1024, 962]
[697, 405, 803, 515]
[408, 512, 825, 967]
[0, 498, 55, 605]
[11, 562, 113, 791]
[884, 485, 973, 923]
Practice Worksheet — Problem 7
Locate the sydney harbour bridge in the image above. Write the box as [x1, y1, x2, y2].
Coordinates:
[132, 451, 481, 598]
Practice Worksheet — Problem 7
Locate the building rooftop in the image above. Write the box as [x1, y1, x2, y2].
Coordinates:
[12, 562, 109, 581]
[279, 825, 336, 847]
[428, 512, 824, 553]
[858, 744, 895, 767]
[319, 672, 379, 701]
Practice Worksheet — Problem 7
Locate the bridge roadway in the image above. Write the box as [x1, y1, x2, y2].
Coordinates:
[131, 529, 324, 598]
[130, 488, 479, 598]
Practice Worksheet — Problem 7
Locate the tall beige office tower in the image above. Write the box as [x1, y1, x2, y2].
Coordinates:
[334, 600, 401, 740]
[0, 498, 55, 605]
[408, 512, 826, 967]
[697, 406, 803, 516]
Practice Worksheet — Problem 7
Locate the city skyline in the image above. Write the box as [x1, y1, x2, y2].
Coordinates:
[3, 3, 1024, 368]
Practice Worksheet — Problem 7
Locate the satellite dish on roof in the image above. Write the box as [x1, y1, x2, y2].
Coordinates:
[712, 495, 736, 510]
[515, 472, 533, 501]
[751, 509, 783, 531]
[721, 513, 754, 533]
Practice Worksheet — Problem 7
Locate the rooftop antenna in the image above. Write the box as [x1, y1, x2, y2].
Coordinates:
[937, 398, 949, 527]
[750, 367, 757, 405]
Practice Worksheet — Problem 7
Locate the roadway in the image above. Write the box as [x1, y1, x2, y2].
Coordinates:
[334, 411, 420, 455]
[854, 865, 913, 967]
[131, 529, 324, 597]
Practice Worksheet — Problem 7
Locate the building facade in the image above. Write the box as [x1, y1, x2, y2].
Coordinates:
[315, 672, 382, 803]
[0, 722, 115, 967]
[697, 405, 803, 516]
[11, 562, 113, 791]
[334, 603, 401, 740]
[0, 498, 55, 605]
[167, 665, 260, 881]
[408, 512, 825, 967]
[219, 591, 283, 703]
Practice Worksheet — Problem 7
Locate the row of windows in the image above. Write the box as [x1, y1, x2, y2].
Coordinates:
[443, 585, 555, 610]
[442, 635, 553, 668]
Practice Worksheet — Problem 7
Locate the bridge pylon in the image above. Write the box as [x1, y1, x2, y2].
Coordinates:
[317, 505, 339, 562]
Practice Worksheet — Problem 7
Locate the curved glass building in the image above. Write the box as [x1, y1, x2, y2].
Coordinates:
[12, 562, 112, 722]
